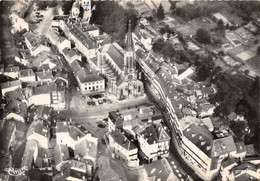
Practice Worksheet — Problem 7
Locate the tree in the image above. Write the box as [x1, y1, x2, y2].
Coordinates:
[157, 4, 165, 20]
[217, 19, 224, 30]
[196, 28, 211, 44]
[257, 46, 260, 55]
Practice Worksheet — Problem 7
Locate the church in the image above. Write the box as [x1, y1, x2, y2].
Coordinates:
[97, 21, 144, 100]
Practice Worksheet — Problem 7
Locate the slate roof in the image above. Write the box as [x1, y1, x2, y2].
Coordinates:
[34, 106, 53, 121]
[183, 123, 214, 157]
[36, 71, 53, 80]
[101, 43, 124, 70]
[110, 131, 137, 151]
[5, 66, 20, 72]
[97, 156, 119, 181]
[235, 142, 247, 154]
[21, 140, 38, 169]
[54, 144, 70, 165]
[71, 59, 84, 74]
[4, 89, 25, 102]
[76, 68, 104, 83]
[27, 120, 50, 138]
[19, 69, 35, 77]
[211, 136, 236, 157]
[5, 100, 27, 119]
[0, 120, 16, 150]
[24, 32, 40, 47]
[74, 134, 98, 162]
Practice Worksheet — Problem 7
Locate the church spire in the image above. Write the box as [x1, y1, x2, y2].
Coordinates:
[126, 20, 133, 51]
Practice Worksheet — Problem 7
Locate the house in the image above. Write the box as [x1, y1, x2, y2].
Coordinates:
[62, 48, 81, 64]
[10, 12, 29, 34]
[34, 106, 53, 123]
[58, 37, 71, 51]
[97, 156, 119, 181]
[26, 120, 50, 149]
[71, 1, 80, 18]
[32, 52, 57, 70]
[19, 69, 36, 82]
[24, 32, 51, 56]
[4, 88, 26, 104]
[220, 158, 238, 181]
[56, 121, 88, 150]
[197, 104, 216, 118]
[4, 66, 20, 79]
[137, 123, 171, 163]
[201, 117, 214, 132]
[20, 140, 38, 170]
[212, 13, 233, 26]
[53, 160, 88, 181]
[53, 70, 69, 87]
[109, 130, 139, 167]
[54, 144, 70, 171]
[1, 80, 22, 96]
[235, 142, 247, 160]
[5, 100, 27, 122]
[71, 59, 84, 75]
[0, 120, 16, 151]
[134, 18, 158, 51]
[74, 134, 98, 166]
[36, 71, 53, 82]
[75, 67, 105, 94]
[46, 29, 71, 52]
[29, 82, 66, 110]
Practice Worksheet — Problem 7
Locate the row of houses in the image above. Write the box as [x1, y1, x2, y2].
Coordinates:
[134, 48, 258, 180]
[106, 106, 171, 167]
[8, 105, 99, 181]
[46, 28, 106, 94]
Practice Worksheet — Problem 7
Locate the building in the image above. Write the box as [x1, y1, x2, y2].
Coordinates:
[134, 18, 159, 51]
[54, 144, 70, 171]
[46, 29, 71, 52]
[29, 82, 66, 110]
[36, 71, 53, 82]
[97, 21, 144, 100]
[109, 130, 139, 167]
[34, 106, 53, 124]
[19, 69, 36, 82]
[10, 12, 29, 34]
[21, 140, 38, 170]
[97, 156, 119, 181]
[32, 52, 57, 70]
[26, 120, 50, 149]
[5, 100, 27, 123]
[75, 67, 105, 94]
[137, 123, 171, 163]
[4, 66, 20, 79]
[62, 48, 81, 64]
[1, 80, 22, 96]
[56, 121, 89, 150]
[24, 32, 51, 56]
[0, 120, 16, 151]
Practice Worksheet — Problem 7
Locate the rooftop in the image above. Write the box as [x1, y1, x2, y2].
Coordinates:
[76, 68, 104, 83]
[54, 144, 70, 165]
[0, 120, 16, 150]
[21, 140, 38, 169]
[5, 99, 27, 119]
[211, 136, 236, 157]
[36, 71, 53, 80]
[19, 69, 35, 77]
[27, 120, 50, 138]
[1, 80, 21, 89]
[110, 131, 137, 151]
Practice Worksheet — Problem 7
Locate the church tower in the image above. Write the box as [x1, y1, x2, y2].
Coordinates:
[124, 20, 136, 81]
[81, 0, 92, 22]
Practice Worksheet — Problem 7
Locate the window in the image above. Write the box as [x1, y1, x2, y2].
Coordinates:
[96, 85, 99, 88]
[100, 85, 102, 89]
[92, 82, 94, 85]
[85, 87, 88, 90]
[89, 87, 91, 90]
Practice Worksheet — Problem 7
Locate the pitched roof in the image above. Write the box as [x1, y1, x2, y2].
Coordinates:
[34, 106, 53, 121]
[36, 71, 53, 80]
[155, 124, 170, 141]
[74, 134, 98, 161]
[27, 120, 50, 138]
[97, 156, 119, 181]
[101, 43, 124, 70]
[71, 59, 84, 74]
[0, 120, 16, 150]
[5, 66, 20, 72]
[54, 144, 70, 165]
[76, 68, 104, 83]
[21, 140, 38, 169]
[24, 32, 40, 47]
[110, 131, 137, 150]
[5, 100, 27, 118]
[1, 80, 22, 89]
[183, 123, 214, 157]
[235, 142, 247, 154]
[19, 69, 35, 77]
[211, 136, 236, 157]
[4, 88, 25, 102]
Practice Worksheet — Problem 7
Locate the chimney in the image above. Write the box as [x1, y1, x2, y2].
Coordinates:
[221, 144, 226, 149]
[199, 135, 203, 140]
[206, 146, 211, 151]
[191, 133, 196, 137]
[201, 141, 206, 146]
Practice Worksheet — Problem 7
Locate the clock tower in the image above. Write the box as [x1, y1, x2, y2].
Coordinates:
[124, 20, 136, 82]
